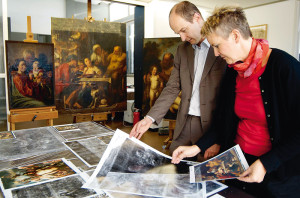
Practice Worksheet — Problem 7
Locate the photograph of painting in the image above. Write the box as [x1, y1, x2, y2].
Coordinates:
[10, 175, 97, 198]
[64, 137, 108, 167]
[54, 122, 114, 141]
[190, 145, 249, 182]
[0, 159, 76, 190]
[98, 134, 113, 144]
[83, 129, 203, 197]
[0, 127, 66, 161]
[53, 124, 79, 132]
[52, 18, 127, 113]
[97, 172, 203, 197]
[142, 38, 182, 119]
[5, 41, 55, 109]
[0, 131, 15, 140]
[250, 24, 268, 40]
[205, 181, 227, 197]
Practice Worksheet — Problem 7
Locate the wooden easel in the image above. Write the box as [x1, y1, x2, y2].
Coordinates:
[7, 16, 58, 130]
[8, 107, 58, 131]
[85, 0, 95, 22]
[23, 16, 38, 43]
[72, 112, 111, 125]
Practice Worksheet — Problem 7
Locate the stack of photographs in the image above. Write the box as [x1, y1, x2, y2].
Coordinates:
[0, 122, 234, 197]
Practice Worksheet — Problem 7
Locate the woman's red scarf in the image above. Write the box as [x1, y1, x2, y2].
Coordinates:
[228, 38, 269, 78]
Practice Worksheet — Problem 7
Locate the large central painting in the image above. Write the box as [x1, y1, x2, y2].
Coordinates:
[51, 18, 126, 113]
[142, 38, 182, 120]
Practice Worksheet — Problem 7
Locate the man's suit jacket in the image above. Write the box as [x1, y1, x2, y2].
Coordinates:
[148, 41, 226, 140]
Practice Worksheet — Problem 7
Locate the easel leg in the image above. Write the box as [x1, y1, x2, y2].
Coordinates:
[11, 122, 15, 131]
[47, 119, 54, 126]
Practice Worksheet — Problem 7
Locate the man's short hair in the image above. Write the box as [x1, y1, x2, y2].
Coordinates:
[170, 1, 203, 23]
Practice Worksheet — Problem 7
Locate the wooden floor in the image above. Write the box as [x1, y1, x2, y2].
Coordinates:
[105, 118, 170, 155]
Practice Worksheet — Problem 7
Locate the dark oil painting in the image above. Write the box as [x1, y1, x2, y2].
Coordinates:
[5, 41, 55, 109]
[51, 18, 127, 113]
[142, 38, 182, 119]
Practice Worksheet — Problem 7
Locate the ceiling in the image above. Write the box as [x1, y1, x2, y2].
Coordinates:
[173, 0, 288, 10]
[107, 0, 288, 10]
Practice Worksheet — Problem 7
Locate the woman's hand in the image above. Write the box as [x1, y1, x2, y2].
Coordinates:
[238, 159, 266, 183]
[204, 144, 220, 160]
[171, 145, 201, 164]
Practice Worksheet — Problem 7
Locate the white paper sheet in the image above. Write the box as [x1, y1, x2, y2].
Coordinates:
[83, 129, 203, 198]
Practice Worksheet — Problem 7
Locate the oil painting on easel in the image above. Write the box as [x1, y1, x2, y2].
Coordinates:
[5, 41, 55, 109]
[142, 38, 182, 119]
[51, 18, 126, 113]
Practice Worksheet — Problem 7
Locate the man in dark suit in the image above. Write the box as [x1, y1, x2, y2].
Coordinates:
[130, 1, 226, 158]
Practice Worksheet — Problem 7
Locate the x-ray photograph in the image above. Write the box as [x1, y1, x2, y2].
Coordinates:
[83, 129, 203, 198]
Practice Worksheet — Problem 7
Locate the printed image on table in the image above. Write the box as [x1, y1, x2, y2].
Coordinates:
[0, 159, 76, 189]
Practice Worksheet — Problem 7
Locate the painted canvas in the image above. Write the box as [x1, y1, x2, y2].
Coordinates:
[5, 41, 55, 109]
[142, 38, 182, 119]
[51, 18, 126, 113]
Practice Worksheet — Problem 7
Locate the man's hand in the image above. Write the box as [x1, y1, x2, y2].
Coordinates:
[238, 159, 266, 183]
[204, 144, 220, 160]
[171, 145, 201, 164]
[129, 117, 153, 139]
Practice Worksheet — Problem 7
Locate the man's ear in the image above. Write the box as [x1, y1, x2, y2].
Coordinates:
[193, 12, 201, 22]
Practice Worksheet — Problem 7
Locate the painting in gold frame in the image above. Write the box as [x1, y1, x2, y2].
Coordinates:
[250, 24, 268, 40]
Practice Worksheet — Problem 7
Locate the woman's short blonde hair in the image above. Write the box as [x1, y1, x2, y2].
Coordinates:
[201, 6, 252, 39]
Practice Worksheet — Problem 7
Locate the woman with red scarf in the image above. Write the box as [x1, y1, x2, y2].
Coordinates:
[172, 6, 300, 197]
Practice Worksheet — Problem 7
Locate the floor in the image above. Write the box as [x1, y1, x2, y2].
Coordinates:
[1, 112, 170, 156]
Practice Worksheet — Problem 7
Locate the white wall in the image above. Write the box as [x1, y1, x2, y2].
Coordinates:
[145, 0, 300, 58]
[144, 0, 210, 38]
[245, 0, 299, 58]
[8, 0, 66, 35]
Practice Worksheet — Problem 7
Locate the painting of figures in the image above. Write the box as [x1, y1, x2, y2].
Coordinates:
[51, 18, 126, 113]
[0, 159, 76, 190]
[0, 131, 14, 140]
[5, 41, 55, 109]
[142, 38, 182, 119]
